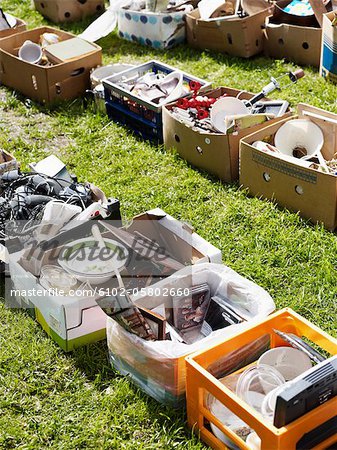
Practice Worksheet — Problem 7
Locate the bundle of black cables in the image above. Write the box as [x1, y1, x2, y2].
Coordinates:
[0, 169, 94, 242]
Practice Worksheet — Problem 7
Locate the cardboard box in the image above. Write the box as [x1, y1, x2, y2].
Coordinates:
[163, 87, 290, 183]
[320, 12, 337, 83]
[8, 209, 222, 351]
[0, 18, 26, 40]
[0, 27, 102, 105]
[240, 104, 337, 230]
[186, 7, 273, 58]
[117, 9, 186, 50]
[264, 20, 322, 67]
[34, 0, 105, 23]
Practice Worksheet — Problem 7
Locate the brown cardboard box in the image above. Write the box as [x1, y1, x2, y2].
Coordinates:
[34, 0, 105, 23]
[0, 19, 26, 40]
[0, 27, 102, 105]
[163, 87, 290, 183]
[264, 20, 322, 67]
[240, 104, 337, 230]
[186, 7, 273, 58]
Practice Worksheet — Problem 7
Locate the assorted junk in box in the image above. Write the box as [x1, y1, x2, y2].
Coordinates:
[263, 0, 327, 67]
[1, 155, 120, 250]
[240, 103, 337, 230]
[165, 70, 304, 135]
[186, 0, 273, 58]
[0, 27, 102, 104]
[117, 0, 195, 49]
[103, 60, 210, 142]
[163, 70, 304, 183]
[7, 206, 221, 351]
[104, 263, 275, 407]
[185, 309, 337, 450]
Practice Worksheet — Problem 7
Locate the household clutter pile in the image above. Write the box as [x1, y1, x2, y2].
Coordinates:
[0, 1, 337, 449]
[168, 72, 296, 134]
[186, 309, 337, 450]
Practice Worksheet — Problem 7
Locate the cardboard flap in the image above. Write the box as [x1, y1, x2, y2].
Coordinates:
[297, 103, 337, 121]
[298, 103, 337, 158]
[308, 0, 328, 27]
[133, 208, 166, 222]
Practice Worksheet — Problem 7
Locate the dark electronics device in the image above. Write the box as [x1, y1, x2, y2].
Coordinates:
[274, 355, 337, 435]
[201, 296, 245, 336]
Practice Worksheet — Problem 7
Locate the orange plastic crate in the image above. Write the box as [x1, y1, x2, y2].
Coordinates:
[186, 308, 337, 450]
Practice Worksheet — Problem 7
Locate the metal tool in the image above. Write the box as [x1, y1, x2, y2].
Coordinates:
[247, 69, 305, 107]
[274, 329, 326, 364]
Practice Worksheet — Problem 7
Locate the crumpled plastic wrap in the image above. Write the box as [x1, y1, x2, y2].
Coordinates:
[107, 263, 275, 407]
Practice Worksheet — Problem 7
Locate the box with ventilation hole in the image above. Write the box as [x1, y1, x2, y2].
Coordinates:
[0, 27, 101, 105]
[240, 103, 337, 230]
[34, 0, 105, 23]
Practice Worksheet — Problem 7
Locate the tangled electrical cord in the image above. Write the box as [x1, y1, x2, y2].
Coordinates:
[0, 169, 94, 242]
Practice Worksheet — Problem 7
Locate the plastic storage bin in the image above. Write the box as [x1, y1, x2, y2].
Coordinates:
[186, 308, 337, 450]
[107, 263, 275, 408]
[103, 60, 210, 143]
[117, 9, 187, 50]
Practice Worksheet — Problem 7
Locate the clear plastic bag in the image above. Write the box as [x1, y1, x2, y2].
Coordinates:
[107, 263, 275, 407]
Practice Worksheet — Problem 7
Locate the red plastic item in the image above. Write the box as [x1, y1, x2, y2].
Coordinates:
[189, 80, 202, 95]
[197, 108, 209, 120]
[176, 97, 189, 109]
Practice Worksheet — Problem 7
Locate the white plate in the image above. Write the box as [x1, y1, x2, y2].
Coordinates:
[210, 97, 249, 133]
[59, 237, 129, 285]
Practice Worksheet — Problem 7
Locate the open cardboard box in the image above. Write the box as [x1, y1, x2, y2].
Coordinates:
[186, 6, 273, 58]
[264, 20, 322, 67]
[240, 104, 337, 230]
[0, 18, 26, 40]
[264, 0, 322, 67]
[0, 27, 102, 105]
[8, 209, 222, 351]
[34, 0, 105, 23]
[163, 87, 291, 183]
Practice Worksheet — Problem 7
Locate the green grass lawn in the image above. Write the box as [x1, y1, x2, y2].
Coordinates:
[0, 1, 337, 448]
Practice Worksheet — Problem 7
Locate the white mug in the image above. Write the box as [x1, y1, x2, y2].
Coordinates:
[18, 40, 43, 65]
